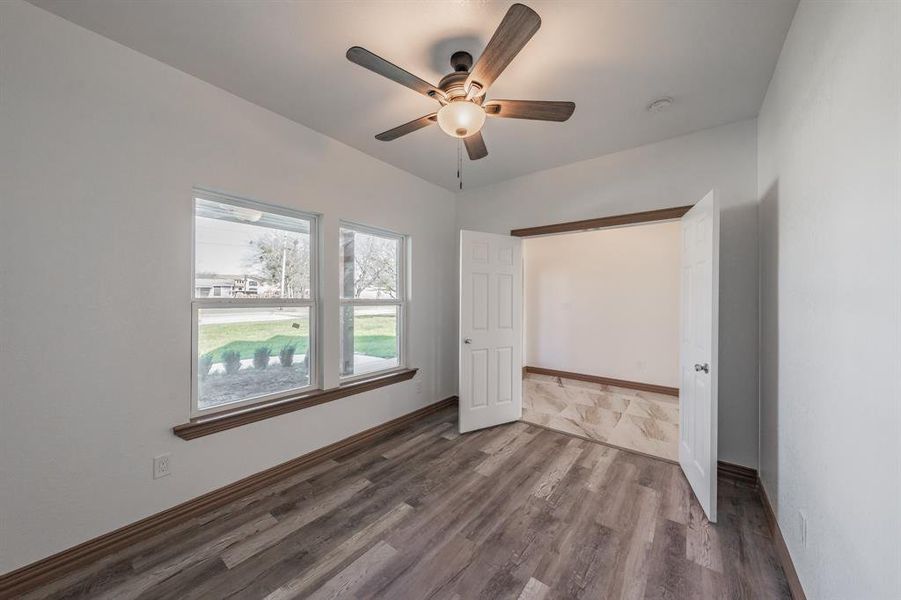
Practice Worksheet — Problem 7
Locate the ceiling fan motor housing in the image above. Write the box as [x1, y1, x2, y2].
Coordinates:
[438, 72, 469, 100]
[438, 52, 477, 100]
[450, 50, 473, 72]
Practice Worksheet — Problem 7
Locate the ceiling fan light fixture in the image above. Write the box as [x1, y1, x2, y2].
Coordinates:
[437, 100, 486, 139]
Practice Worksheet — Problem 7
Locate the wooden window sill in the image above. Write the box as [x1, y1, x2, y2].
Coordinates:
[173, 368, 417, 440]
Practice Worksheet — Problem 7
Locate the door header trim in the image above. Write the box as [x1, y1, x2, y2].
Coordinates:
[510, 205, 693, 237]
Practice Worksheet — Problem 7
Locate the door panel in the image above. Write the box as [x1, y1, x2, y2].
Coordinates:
[497, 347, 513, 404]
[472, 273, 489, 330]
[497, 274, 513, 329]
[471, 349, 489, 408]
[459, 230, 523, 433]
[679, 190, 720, 522]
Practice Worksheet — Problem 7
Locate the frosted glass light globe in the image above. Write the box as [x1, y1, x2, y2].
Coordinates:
[437, 101, 486, 138]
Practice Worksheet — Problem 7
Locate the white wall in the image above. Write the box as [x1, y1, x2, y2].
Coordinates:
[523, 222, 680, 387]
[0, 1, 457, 574]
[757, 2, 901, 598]
[458, 119, 759, 468]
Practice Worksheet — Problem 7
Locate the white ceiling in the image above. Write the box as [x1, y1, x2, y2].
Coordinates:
[30, 0, 797, 191]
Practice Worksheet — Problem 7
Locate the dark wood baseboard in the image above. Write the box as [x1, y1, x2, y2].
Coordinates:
[759, 482, 807, 600]
[717, 461, 758, 486]
[524, 366, 679, 397]
[0, 396, 458, 597]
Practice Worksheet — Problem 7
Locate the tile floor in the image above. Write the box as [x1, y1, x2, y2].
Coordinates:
[522, 372, 680, 461]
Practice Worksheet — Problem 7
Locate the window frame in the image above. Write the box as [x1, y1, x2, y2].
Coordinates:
[338, 221, 408, 383]
[191, 189, 320, 417]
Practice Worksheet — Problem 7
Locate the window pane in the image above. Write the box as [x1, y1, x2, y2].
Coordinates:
[340, 227, 399, 300]
[197, 307, 310, 410]
[340, 305, 399, 376]
[195, 197, 312, 299]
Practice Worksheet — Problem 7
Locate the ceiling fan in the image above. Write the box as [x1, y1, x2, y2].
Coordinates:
[346, 3, 575, 162]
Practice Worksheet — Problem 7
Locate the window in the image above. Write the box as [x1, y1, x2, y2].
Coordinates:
[193, 191, 317, 414]
[339, 224, 405, 379]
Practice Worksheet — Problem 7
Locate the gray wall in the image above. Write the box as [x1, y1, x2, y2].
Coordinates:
[457, 119, 760, 468]
[0, 1, 457, 574]
[757, 1, 901, 597]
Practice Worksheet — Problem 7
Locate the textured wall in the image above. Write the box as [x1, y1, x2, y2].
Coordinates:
[523, 222, 681, 387]
[0, 1, 457, 574]
[757, 2, 901, 597]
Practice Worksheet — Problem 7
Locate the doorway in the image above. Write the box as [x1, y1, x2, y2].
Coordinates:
[459, 195, 720, 520]
[520, 220, 681, 462]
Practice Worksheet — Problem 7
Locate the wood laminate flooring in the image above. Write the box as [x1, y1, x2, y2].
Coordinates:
[25, 408, 791, 599]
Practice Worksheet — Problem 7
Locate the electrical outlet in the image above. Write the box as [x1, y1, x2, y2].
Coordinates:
[799, 510, 808, 547]
[153, 453, 171, 480]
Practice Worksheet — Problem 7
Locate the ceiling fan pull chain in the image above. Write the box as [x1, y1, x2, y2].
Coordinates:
[458, 139, 464, 190]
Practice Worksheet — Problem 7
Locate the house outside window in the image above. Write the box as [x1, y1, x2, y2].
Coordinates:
[339, 223, 406, 379]
[192, 190, 318, 415]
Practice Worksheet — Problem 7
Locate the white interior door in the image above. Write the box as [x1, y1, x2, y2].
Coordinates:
[459, 230, 523, 433]
[679, 190, 720, 522]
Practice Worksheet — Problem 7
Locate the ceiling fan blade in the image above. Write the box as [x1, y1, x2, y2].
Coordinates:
[466, 4, 541, 97]
[375, 113, 438, 141]
[347, 46, 445, 101]
[464, 131, 488, 160]
[484, 100, 575, 121]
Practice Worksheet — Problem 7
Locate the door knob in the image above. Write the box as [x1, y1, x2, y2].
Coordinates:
[694, 363, 709, 373]
[464, 338, 472, 344]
